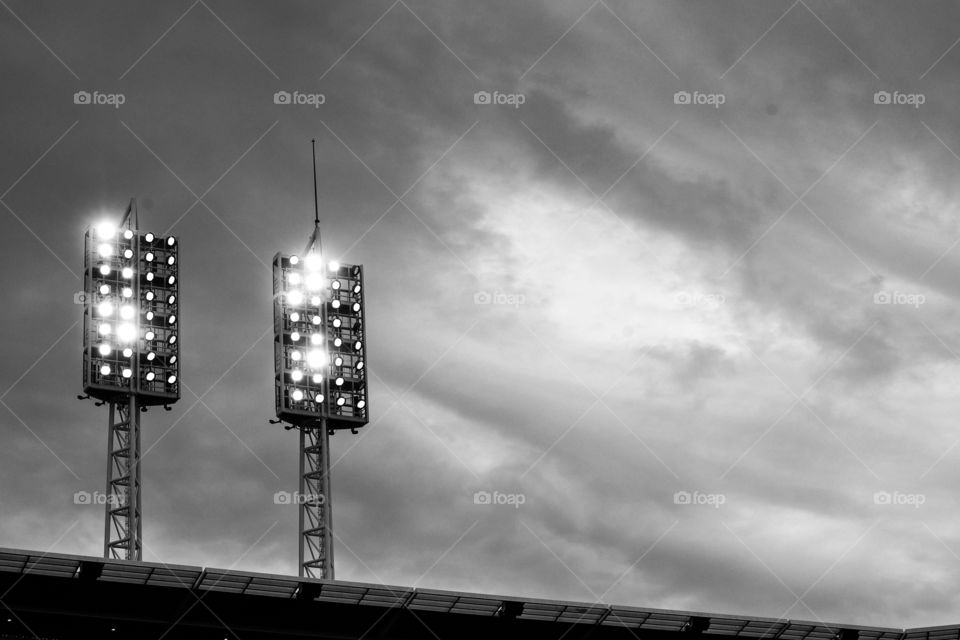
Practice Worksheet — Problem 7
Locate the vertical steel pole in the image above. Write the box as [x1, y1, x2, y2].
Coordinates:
[103, 401, 116, 559]
[321, 419, 334, 579]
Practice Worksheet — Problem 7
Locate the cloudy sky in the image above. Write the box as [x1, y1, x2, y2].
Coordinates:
[5, 0, 960, 629]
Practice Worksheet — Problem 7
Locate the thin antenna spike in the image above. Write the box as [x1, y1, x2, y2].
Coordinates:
[304, 140, 323, 257]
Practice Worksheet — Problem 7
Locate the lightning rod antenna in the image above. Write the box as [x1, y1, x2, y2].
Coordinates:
[304, 139, 323, 256]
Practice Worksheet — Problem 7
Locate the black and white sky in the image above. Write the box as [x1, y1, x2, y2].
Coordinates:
[4, 0, 960, 628]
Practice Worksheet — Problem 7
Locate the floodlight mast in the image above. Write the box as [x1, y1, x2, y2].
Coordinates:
[81, 198, 181, 561]
[272, 140, 369, 580]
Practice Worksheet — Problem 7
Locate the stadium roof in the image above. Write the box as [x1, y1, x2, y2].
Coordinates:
[0, 547, 952, 639]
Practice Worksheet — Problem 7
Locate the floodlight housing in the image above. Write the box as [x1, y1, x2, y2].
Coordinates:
[272, 253, 368, 429]
[82, 225, 180, 406]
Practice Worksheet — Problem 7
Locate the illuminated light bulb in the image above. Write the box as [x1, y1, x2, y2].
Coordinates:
[169, 355, 177, 364]
[167, 237, 176, 247]
[332, 318, 342, 328]
[306, 275, 322, 291]
[145, 330, 155, 341]
[352, 302, 361, 312]
[314, 392, 324, 402]
[290, 312, 300, 323]
[123, 229, 134, 240]
[354, 341, 362, 351]
[122, 368, 132, 379]
[288, 272, 301, 285]
[289, 255, 299, 265]
[144, 232, 155, 243]
[99, 264, 111, 276]
[331, 280, 341, 290]
[122, 348, 133, 358]
[167, 255, 176, 266]
[145, 371, 156, 382]
[307, 350, 323, 368]
[123, 249, 133, 259]
[291, 350, 302, 362]
[146, 351, 156, 361]
[98, 343, 112, 357]
[97, 301, 114, 317]
[117, 323, 135, 343]
[146, 272, 155, 282]
[291, 369, 303, 382]
[287, 290, 303, 306]
[312, 315, 321, 325]
[168, 334, 177, 345]
[291, 389, 304, 402]
[167, 294, 176, 305]
[122, 267, 133, 279]
[100, 364, 111, 376]
[167, 374, 177, 384]
[291, 331, 300, 342]
[333, 337, 342, 348]
[310, 333, 322, 346]
[334, 356, 343, 367]
[167, 314, 176, 325]
[120, 305, 135, 320]
[146, 311, 154, 321]
[99, 284, 110, 295]
[352, 266, 360, 276]
[353, 284, 361, 294]
[98, 323, 112, 337]
[328, 261, 340, 271]
[356, 399, 366, 409]
[356, 360, 364, 371]
[96, 222, 116, 239]
[98, 243, 113, 258]
[312, 373, 323, 384]
[304, 253, 322, 271]
[145, 252, 154, 262]
[331, 300, 341, 309]
[310, 296, 322, 306]
[143, 291, 154, 302]
[122, 287, 133, 298]
[335, 377, 344, 386]
[336, 396, 346, 406]
[167, 275, 176, 286]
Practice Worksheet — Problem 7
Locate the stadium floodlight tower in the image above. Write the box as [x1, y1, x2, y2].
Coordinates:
[272, 141, 369, 579]
[79, 198, 180, 561]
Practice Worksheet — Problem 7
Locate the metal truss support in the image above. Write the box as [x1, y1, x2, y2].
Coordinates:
[300, 420, 334, 579]
[103, 396, 141, 560]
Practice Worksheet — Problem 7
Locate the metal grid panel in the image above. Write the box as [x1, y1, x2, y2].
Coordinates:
[706, 616, 790, 638]
[0, 550, 80, 579]
[310, 581, 413, 608]
[903, 629, 960, 640]
[407, 589, 503, 616]
[519, 600, 608, 624]
[196, 569, 299, 598]
[780, 621, 841, 640]
[98, 561, 200, 588]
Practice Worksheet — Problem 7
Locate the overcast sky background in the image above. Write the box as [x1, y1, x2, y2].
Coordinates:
[4, 0, 960, 629]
